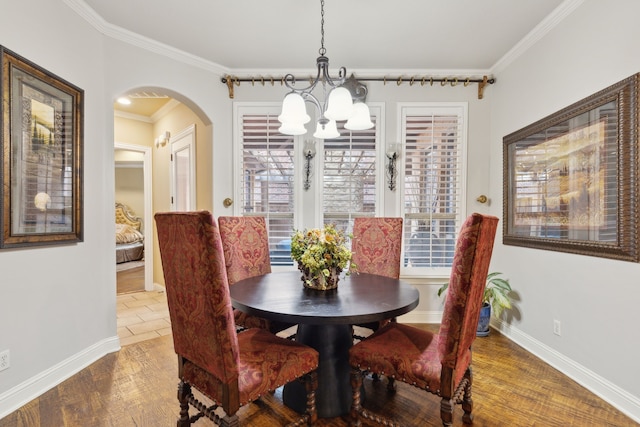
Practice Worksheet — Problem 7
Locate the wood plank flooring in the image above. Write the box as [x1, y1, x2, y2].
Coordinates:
[116, 264, 145, 294]
[1, 324, 636, 426]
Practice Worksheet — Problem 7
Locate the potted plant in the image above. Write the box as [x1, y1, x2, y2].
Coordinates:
[290, 224, 356, 291]
[437, 272, 512, 336]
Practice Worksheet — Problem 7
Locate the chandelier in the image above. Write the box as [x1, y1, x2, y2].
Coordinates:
[278, 0, 373, 139]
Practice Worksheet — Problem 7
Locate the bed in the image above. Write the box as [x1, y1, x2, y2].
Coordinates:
[115, 202, 145, 264]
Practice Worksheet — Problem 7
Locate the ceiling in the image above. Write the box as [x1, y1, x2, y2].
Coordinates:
[114, 92, 172, 119]
[95, 0, 570, 116]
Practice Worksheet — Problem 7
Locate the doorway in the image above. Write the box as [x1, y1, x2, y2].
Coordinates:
[114, 142, 154, 292]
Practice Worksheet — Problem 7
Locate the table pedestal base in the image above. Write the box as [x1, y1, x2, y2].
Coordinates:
[283, 323, 353, 418]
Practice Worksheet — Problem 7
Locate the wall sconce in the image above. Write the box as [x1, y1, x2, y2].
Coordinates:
[303, 140, 316, 191]
[386, 143, 399, 191]
[155, 131, 170, 148]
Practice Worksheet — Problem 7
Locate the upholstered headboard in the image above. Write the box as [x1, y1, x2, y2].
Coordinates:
[115, 202, 142, 231]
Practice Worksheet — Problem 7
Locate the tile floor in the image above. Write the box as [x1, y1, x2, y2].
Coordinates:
[116, 288, 172, 346]
[116, 288, 352, 346]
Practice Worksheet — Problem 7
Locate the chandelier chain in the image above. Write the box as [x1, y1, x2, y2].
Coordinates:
[319, 0, 326, 56]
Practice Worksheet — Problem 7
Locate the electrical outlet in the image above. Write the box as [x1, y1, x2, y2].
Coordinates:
[553, 319, 561, 336]
[0, 350, 9, 371]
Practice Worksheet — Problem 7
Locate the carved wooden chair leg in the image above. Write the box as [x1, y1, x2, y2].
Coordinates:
[220, 414, 240, 427]
[305, 371, 319, 426]
[461, 367, 474, 424]
[440, 396, 454, 427]
[177, 380, 191, 427]
[349, 368, 364, 427]
[387, 377, 396, 392]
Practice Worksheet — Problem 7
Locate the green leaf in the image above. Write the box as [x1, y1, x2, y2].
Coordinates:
[437, 282, 449, 297]
[437, 271, 514, 320]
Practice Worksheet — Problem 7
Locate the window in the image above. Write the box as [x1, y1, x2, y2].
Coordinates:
[235, 104, 384, 266]
[323, 110, 381, 232]
[236, 107, 295, 266]
[400, 104, 467, 271]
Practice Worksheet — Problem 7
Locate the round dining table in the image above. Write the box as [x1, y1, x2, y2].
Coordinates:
[230, 270, 420, 418]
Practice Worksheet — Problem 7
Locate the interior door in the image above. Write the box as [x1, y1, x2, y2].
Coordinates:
[170, 124, 196, 211]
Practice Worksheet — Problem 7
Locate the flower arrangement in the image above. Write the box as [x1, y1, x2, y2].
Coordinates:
[291, 224, 356, 290]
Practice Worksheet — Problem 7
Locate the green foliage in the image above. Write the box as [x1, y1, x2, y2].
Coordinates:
[437, 272, 513, 318]
[290, 225, 356, 285]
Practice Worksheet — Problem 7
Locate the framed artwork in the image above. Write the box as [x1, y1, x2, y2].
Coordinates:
[503, 73, 639, 262]
[1, 46, 84, 248]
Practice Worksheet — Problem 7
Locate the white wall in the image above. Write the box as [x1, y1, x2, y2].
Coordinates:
[1, 0, 639, 423]
[489, 0, 640, 420]
[0, 0, 117, 416]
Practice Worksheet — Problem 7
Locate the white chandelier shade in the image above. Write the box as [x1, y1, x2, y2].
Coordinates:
[345, 102, 374, 130]
[278, 93, 311, 125]
[278, 120, 308, 136]
[324, 87, 354, 121]
[313, 119, 339, 139]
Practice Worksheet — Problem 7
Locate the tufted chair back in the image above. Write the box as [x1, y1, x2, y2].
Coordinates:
[351, 217, 403, 341]
[218, 216, 271, 285]
[438, 214, 498, 371]
[218, 216, 295, 335]
[156, 211, 240, 384]
[438, 213, 499, 383]
[351, 217, 403, 279]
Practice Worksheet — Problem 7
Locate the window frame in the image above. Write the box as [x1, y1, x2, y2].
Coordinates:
[397, 102, 469, 278]
[233, 103, 300, 269]
[233, 101, 468, 277]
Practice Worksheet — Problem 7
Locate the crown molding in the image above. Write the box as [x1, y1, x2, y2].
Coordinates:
[114, 110, 153, 123]
[63, 0, 229, 76]
[151, 99, 180, 122]
[491, 0, 585, 74]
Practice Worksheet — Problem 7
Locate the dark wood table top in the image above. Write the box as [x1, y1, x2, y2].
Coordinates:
[230, 271, 419, 325]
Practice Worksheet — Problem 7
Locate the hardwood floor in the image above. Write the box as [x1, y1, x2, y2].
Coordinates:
[1, 325, 636, 427]
[116, 263, 145, 294]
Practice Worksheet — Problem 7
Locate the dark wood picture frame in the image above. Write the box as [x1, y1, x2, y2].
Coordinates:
[503, 73, 639, 262]
[1, 46, 84, 248]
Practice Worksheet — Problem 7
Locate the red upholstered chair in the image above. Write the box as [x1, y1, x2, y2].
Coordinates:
[218, 216, 295, 335]
[348, 213, 498, 427]
[155, 211, 318, 427]
[351, 217, 403, 280]
[350, 217, 403, 338]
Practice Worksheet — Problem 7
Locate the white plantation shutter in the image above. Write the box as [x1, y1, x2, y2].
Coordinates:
[401, 104, 467, 269]
[234, 103, 384, 267]
[323, 118, 378, 232]
[239, 111, 295, 265]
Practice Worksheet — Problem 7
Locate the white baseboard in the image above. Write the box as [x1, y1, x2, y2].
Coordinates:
[0, 336, 121, 419]
[493, 320, 640, 423]
[397, 309, 441, 324]
[396, 314, 640, 423]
